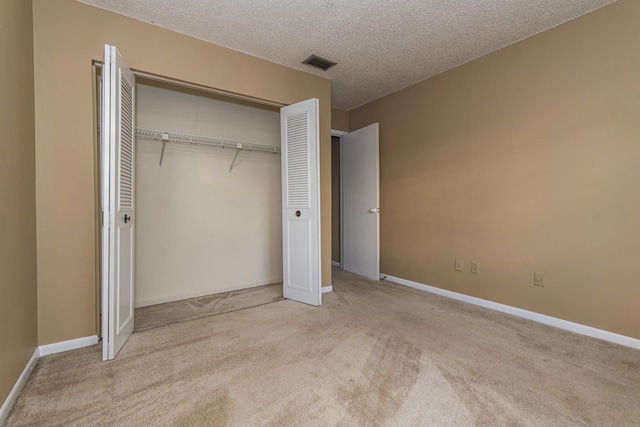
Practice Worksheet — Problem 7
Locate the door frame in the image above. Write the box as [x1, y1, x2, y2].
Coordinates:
[95, 61, 325, 355]
[330, 127, 380, 277]
[331, 129, 348, 268]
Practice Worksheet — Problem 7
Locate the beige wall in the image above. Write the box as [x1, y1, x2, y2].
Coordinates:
[350, 0, 640, 339]
[32, 0, 331, 345]
[0, 0, 38, 407]
[331, 108, 349, 132]
[135, 82, 282, 306]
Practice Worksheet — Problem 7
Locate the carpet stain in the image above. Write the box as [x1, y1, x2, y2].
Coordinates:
[339, 335, 421, 426]
[562, 393, 582, 413]
[561, 393, 593, 424]
[435, 360, 524, 426]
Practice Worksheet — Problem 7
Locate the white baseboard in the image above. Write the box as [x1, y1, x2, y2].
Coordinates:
[39, 335, 99, 357]
[331, 261, 341, 267]
[0, 349, 39, 425]
[383, 274, 640, 350]
[1, 335, 99, 423]
[322, 286, 333, 294]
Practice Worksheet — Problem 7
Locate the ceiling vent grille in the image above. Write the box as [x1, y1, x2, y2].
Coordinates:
[302, 55, 336, 71]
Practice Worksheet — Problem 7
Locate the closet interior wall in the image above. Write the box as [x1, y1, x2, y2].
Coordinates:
[135, 79, 282, 307]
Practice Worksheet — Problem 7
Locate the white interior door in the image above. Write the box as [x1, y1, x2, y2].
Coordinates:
[280, 99, 321, 306]
[341, 123, 380, 281]
[101, 44, 136, 361]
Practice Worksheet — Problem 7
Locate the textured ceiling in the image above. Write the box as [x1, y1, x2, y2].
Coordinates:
[79, 0, 616, 110]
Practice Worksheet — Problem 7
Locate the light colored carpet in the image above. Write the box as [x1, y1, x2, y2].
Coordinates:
[6, 269, 640, 426]
[135, 283, 283, 331]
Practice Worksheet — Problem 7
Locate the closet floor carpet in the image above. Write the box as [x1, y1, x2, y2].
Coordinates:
[135, 283, 283, 331]
[6, 269, 640, 426]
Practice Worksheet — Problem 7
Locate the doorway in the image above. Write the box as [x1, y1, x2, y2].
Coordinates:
[134, 79, 283, 308]
[97, 45, 322, 360]
[331, 124, 381, 281]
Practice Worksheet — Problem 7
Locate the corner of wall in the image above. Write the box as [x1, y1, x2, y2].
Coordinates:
[0, 0, 39, 414]
[331, 108, 349, 133]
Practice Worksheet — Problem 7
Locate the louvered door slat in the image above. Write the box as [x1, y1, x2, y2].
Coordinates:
[119, 69, 134, 210]
[286, 112, 310, 208]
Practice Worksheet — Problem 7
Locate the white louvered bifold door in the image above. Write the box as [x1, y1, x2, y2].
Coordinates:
[280, 99, 321, 306]
[101, 44, 136, 361]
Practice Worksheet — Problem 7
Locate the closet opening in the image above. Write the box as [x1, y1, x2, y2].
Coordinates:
[96, 46, 321, 361]
[94, 65, 285, 337]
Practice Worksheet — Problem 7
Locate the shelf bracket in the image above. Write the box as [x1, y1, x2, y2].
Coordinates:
[229, 143, 242, 172]
[159, 132, 169, 167]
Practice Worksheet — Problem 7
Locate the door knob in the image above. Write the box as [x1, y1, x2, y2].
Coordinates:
[369, 208, 380, 213]
[295, 211, 301, 217]
[124, 214, 131, 223]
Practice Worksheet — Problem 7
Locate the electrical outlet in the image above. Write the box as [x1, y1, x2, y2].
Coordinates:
[534, 271, 544, 287]
[455, 258, 464, 272]
[471, 261, 480, 274]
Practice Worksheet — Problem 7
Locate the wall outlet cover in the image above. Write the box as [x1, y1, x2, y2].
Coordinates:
[471, 261, 480, 274]
[534, 271, 544, 287]
[455, 258, 464, 272]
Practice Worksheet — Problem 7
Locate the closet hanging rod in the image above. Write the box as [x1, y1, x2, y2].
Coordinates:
[135, 128, 281, 155]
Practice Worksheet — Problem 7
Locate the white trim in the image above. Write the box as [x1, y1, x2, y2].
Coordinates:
[383, 274, 640, 350]
[331, 261, 341, 267]
[331, 129, 348, 137]
[322, 286, 333, 294]
[39, 335, 99, 357]
[132, 69, 286, 109]
[0, 349, 39, 425]
[339, 135, 345, 271]
[1, 335, 100, 423]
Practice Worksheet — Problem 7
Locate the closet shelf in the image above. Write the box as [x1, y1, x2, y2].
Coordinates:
[135, 128, 280, 169]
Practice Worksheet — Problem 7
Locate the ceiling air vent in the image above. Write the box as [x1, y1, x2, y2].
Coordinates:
[302, 54, 336, 71]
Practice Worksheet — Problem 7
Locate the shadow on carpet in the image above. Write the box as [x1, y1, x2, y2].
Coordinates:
[135, 283, 283, 331]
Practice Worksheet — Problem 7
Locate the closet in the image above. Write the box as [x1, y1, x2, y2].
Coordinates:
[134, 79, 283, 308]
[99, 45, 321, 360]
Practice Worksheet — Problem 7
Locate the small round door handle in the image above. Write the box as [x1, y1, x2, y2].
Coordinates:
[295, 211, 301, 217]
[124, 214, 131, 223]
[369, 208, 380, 213]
